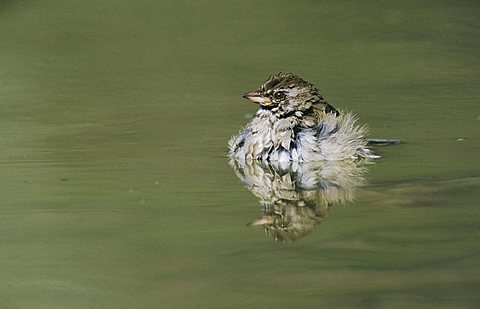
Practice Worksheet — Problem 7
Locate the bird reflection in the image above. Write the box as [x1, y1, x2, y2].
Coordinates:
[229, 158, 369, 242]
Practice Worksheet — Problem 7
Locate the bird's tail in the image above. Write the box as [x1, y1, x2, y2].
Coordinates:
[367, 139, 401, 146]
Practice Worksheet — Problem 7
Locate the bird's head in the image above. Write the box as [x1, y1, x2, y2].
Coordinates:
[242, 72, 336, 117]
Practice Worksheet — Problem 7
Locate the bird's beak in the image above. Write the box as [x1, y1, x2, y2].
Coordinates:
[242, 90, 272, 106]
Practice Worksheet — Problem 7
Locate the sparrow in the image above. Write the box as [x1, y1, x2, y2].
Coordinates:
[228, 72, 377, 162]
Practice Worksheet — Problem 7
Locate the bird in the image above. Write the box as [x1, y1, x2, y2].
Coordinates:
[228, 72, 378, 162]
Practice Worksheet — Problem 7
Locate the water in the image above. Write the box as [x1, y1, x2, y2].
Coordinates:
[1, 1, 479, 307]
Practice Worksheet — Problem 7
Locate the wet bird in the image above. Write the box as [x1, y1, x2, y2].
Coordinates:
[228, 72, 378, 162]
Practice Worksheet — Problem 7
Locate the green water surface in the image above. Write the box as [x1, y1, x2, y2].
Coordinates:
[0, 1, 479, 308]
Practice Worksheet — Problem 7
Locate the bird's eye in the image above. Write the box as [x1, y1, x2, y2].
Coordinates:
[273, 91, 285, 100]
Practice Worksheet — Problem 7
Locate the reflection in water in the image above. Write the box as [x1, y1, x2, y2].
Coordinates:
[229, 159, 369, 242]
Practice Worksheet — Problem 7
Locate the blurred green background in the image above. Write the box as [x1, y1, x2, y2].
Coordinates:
[0, 0, 479, 308]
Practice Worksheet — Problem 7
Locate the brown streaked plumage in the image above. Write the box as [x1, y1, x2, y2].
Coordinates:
[228, 72, 377, 162]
